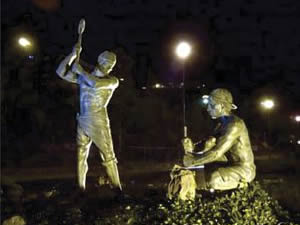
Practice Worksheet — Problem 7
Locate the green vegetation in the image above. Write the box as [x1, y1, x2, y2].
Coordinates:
[98, 181, 298, 225]
[2, 181, 299, 225]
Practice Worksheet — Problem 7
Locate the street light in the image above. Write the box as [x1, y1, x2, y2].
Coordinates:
[175, 41, 191, 137]
[202, 95, 209, 105]
[176, 42, 191, 59]
[18, 37, 32, 48]
[154, 83, 162, 88]
[293, 115, 300, 143]
[260, 99, 274, 110]
[260, 98, 275, 144]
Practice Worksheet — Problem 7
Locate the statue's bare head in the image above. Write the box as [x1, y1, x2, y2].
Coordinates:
[206, 88, 237, 119]
[96, 51, 117, 76]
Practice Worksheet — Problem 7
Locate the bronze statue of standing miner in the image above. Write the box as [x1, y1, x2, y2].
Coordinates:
[56, 19, 122, 192]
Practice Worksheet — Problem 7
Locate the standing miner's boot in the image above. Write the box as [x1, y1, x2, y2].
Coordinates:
[102, 159, 122, 191]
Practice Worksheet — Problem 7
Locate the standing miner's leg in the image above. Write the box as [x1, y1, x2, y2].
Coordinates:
[93, 123, 122, 190]
[77, 126, 92, 191]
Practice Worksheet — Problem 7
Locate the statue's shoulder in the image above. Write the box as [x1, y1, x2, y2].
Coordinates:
[107, 75, 119, 88]
[110, 75, 118, 81]
[230, 115, 246, 128]
[112, 76, 119, 83]
[101, 75, 118, 82]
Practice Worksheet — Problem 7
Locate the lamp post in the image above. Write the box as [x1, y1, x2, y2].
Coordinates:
[175, 41, 191, 137]
[260, 98, 275, 143]
[293, 115, 300, 138]
[17, 36, 35, 60]
[294, 115, 300, 123]
[17, 36, 34, 60]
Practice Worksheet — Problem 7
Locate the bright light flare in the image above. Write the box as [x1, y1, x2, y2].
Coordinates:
[175, 42, 191, 59]
[153, 83, 165, 89]
[202, 95, 209, 104]
[294, 115, 300, 122]
[18, 37, 31, 47]
[297, 140, 300, 145]
[260, 99, 274, 109]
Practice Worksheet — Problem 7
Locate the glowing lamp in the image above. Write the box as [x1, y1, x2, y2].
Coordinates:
[176, 42, 191, 59]
[18, 37, 31, 47]
[260, 99, 274, 109]
[202, 95, 209, 104]
[154, 83, 161, 88]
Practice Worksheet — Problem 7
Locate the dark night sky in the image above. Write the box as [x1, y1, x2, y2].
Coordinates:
[1, 0, 300, 107]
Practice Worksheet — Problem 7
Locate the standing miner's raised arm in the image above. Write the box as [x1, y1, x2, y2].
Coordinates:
[56, 44, 82, 84]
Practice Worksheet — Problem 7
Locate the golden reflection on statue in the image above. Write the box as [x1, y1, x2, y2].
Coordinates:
[169, 88, 256, 200]
[183, 88, 256, 191]
[56, 19, 121, 192]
